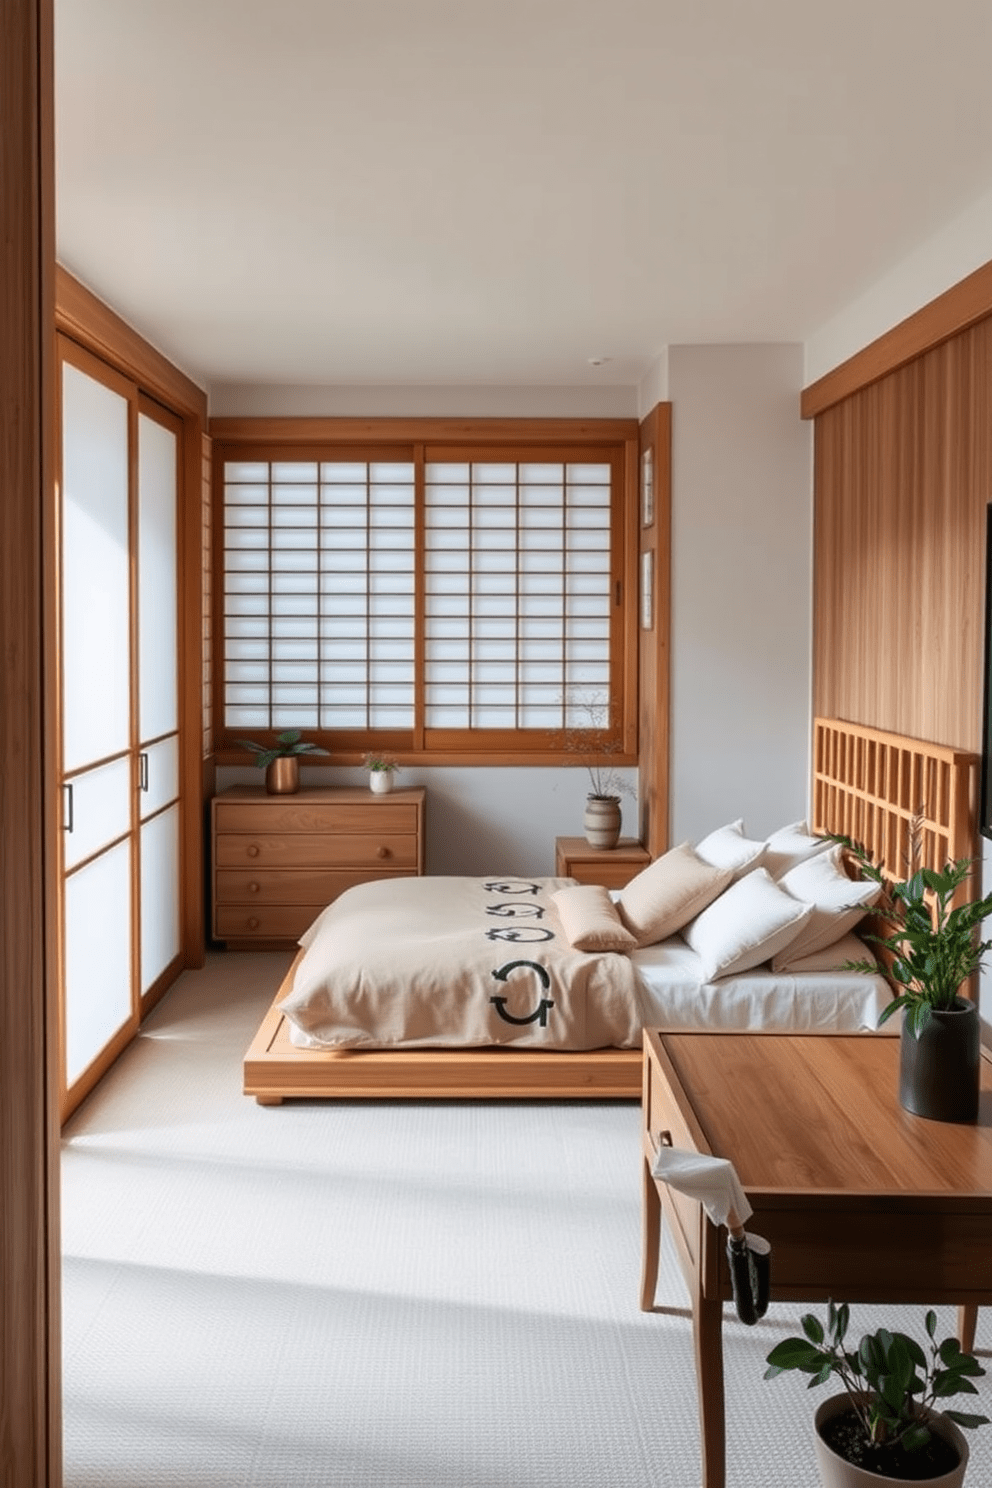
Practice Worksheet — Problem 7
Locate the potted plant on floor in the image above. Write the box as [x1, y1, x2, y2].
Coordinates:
[237, 729, 329, 795]
[765, 1301, 989, 1486]
[836, 822, 992, 1122]
[362, 752, 401, 795]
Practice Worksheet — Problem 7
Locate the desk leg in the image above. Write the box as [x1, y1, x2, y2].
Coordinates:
[957, 1304, 978, 1353]
[693, 1280, 725, 1488]
[640, 1155, 661, 1310]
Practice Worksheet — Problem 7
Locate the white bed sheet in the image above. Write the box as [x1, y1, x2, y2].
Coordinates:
[631, 932, 892, 1033]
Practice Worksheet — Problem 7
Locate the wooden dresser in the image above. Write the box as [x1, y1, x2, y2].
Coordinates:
[211, 786, 426, 947]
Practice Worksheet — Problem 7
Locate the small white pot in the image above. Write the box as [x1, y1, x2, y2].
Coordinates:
[369, 771, 393, 794]
[813, 1394, 969, 1488]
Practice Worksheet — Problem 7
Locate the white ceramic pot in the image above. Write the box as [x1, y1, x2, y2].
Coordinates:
[812, 1394, 969, 1488]
[583, 795, 621, 849]
[369, 770, 393, 794]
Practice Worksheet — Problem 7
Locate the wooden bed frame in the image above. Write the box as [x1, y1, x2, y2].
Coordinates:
[243, 717, 979, 1104]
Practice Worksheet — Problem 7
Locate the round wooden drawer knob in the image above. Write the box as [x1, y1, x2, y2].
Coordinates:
[377, 845, 390, 858]
[246, 844, 260, 858]
[247, 916, 260, 930]
[248, 881, 260, 894]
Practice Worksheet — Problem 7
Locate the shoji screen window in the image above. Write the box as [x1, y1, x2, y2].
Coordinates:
[423, 457, 615, 737]
[223, 459, 416, 732]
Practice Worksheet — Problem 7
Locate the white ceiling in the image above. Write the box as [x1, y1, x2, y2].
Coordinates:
[55, 0, 992, 396]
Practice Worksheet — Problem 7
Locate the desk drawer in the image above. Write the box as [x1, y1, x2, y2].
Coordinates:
[214, 832, 419, 870]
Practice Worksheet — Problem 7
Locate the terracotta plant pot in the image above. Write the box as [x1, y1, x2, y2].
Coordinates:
[265, 756, 299, 795]
[813, 1394, 969, 1487]
[899, 999, 980, 1123]
[583, 795, 621, 849]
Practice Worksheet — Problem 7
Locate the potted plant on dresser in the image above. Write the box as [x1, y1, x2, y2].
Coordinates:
[363, 753, 401, 795]
[237, 729, 328, 795]
[559, 689, 635, 850]
[765, 1301, 989, 1486]
[838, 824, 992, 1123]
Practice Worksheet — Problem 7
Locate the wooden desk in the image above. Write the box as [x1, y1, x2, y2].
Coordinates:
[640, 1029, 992, 1488]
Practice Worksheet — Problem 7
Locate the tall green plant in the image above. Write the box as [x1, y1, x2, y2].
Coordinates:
[836, 829, 992, 1038]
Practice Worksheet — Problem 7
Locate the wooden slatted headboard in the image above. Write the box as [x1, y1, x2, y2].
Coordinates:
[811, 717, 979, 900]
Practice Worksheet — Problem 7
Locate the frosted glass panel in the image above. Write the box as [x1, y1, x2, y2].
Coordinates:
[63, 755, 131, 871]
[138, 412, 179, 740]
[139, 733, 179, 821]
[61, 363, 130, 772]
[140, 805, 180, 994]
[64, 841, 132, 1087]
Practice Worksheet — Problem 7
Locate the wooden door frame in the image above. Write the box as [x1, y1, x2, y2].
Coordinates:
[1, 0, 60, 1483]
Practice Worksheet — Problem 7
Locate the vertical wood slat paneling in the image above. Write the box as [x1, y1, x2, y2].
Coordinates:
[1, 0, 60, 1483]
[813, 320, 992, 752]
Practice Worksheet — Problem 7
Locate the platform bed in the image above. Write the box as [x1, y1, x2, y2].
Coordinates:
[243, 717, 978, 1104]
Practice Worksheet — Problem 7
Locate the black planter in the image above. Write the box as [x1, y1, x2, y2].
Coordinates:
[899, 999, 980, 1123]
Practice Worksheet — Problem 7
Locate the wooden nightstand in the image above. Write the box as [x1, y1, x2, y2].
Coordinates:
[554, 835, 651, 889]
[212, 786, 426, 947]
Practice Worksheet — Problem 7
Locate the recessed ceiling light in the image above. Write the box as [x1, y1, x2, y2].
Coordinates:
[587, 356, 612, 367]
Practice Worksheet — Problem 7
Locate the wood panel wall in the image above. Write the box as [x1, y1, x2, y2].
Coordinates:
[1, 0, 60, 1482]
[812, 318, 992, 753]
[638, 402, 672, 857]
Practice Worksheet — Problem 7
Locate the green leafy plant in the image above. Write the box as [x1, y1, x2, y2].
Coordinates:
[765, 1302, 989, 1459]
[238, 729, 329, 771]
[835, 823, 992, 1038]
[362, 752, 400, 774]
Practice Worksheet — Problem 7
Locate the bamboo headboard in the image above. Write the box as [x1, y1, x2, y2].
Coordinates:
[811, 717, 979, 898]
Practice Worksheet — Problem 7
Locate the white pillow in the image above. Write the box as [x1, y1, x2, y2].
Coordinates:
[770, 845, 882, 969]
[763, 820, 833, 879]
[694, 819, 767, 882]
[616, 842, 732, 947]
[681, 868, 814, 980]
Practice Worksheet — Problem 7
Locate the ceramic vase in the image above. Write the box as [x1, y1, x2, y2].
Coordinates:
[899, 998, 980, 1123]
[369, 771, 393, 795]
[265, 756, 299, 795]
[813, 1394, 968, 1487]
[583, 795, 621, 849]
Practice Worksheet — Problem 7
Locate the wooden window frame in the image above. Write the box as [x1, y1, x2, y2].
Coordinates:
[210, 417, 640, 767]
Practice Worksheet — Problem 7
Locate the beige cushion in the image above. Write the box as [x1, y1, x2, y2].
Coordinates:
[681, 867, 814, 979]
[550, 884, 638, 953]
[616, 842, 732, 948]
[778, 931, 877, 974]
[763, 820, 833, 879]
[770, 845, 882, 969]
[694, 819, 767, 882]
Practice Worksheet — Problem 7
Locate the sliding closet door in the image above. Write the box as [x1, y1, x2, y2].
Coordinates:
[57, 344, 185, 1116]
[59, 352, 136, 1099]
[137, 401, 182, 1001]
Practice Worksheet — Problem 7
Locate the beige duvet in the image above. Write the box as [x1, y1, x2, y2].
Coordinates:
[280, 875, 646, 1050]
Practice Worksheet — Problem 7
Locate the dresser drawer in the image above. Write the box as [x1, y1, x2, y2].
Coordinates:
[214, 832, 419, 870]
[213, 799, 419, 836]
[215, 867, 416, 904]
[214, 903, 323, 941]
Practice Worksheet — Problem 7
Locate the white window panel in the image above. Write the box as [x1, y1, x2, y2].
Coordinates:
[227, 707, 270, 728]
[64, 840, 131, 1087]
[273, 462, 318, 482]
[225, 462, 269, 482]
[63, 755, 131, 871]
[139, 734, 179, 822]
[140, 804, 180, 994]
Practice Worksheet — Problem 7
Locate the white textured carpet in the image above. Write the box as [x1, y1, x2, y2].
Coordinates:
[62, 952, 992, 1487]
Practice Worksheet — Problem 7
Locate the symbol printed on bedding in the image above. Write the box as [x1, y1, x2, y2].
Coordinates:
[485, 926, 555, 943]
[485, 902, 545, 919]
[482, 880, 541, 896]
[490, 961, 555, 1026]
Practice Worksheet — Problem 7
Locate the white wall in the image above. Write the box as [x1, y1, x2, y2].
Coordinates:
[667, 344, 813, 845]
[216, 764, 639, 878]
